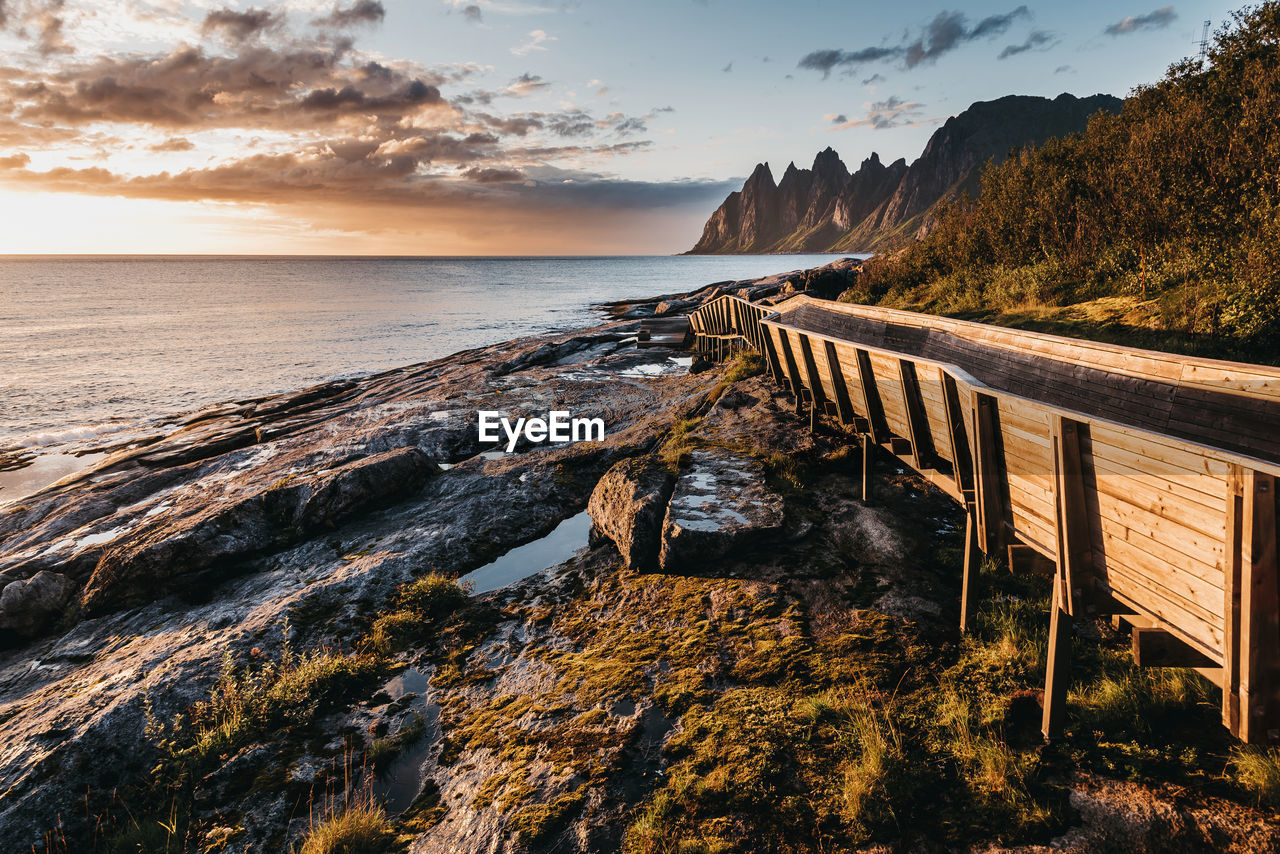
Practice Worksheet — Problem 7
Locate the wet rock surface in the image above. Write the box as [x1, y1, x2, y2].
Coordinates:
[658, 448, 785, 572]
[0, 270, 1275, 853]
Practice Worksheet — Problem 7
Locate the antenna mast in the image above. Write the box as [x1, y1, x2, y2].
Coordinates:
[1198, 20, 1211, 61]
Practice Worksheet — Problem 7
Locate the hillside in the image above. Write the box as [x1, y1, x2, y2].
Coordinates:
[853, 2, 1280, 354]
[687, 93, 1122, 255]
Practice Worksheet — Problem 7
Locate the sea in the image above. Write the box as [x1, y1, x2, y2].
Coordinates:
[0, 255, 846, 453]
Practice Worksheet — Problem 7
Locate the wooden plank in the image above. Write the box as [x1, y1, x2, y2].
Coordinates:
[823, 340, 856, 425]
[1092, 490, 1226, 572]
[867, 350, 912, 439]
[1240, 471, 1280, 743]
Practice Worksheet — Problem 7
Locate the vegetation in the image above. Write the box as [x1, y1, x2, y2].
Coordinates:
[367, 573, 470, 653]
[850, 3, 1280, 360]
[1232, 746, 1280, 808]
[297, 795, 397, 854]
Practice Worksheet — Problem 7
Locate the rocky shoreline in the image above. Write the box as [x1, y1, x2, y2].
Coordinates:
[1, 264, 1277, 853]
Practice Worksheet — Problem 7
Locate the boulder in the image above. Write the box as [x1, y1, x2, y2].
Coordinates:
[587, 457, 674, 571]
[0, 571, 72, 637]
[659, 449, 784, 571]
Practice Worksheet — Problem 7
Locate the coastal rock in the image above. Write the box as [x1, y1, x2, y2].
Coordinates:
[587, 457, 674, 571]
[0, 571, 72, 637]
[79, 446, 438, 614]
[659, 449, 784, 571]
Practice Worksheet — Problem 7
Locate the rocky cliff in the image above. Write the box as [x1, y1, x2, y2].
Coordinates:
[689, 93, 1123, 254]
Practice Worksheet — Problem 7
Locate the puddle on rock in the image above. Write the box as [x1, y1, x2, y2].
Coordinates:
[0, 452, 107, 504]
[371, 667, 441, 815]
[457, 511, 591, 594]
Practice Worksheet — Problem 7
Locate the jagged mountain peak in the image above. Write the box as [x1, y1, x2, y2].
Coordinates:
[688, 92, 1123, 254]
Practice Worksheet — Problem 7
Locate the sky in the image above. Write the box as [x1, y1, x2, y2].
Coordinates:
[0, 0, 1243, 254]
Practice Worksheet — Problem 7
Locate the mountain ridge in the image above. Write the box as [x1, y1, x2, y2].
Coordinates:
[688, 92, 1124, 254]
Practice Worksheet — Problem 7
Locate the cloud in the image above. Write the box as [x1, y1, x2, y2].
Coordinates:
[1054, 64, 1075, 74]
[462, 4, 482, 23]
[0, 2, 714, 252]
[510, 28, 554, 55]
[200, 7, 284, 43]
[798, 46, 901, 78]
[722, 61, 732, 72]
[799, 6, 1031, 76]
[148, 136, 194, 152]
[502, 72, 550, 97]
[313, 1, 386, 29]
[830, 95, 929, 130]
[861, 73, 885, 85]
[1105, 6, 1177, 36]
[0, 0, 73, 55]
[999, 29, 1055, 59]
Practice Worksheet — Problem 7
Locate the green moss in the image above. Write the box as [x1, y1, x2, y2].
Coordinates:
[508, 787, 587, 846]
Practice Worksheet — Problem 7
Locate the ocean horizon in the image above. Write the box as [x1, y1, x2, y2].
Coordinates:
[0, 254, 848, 453]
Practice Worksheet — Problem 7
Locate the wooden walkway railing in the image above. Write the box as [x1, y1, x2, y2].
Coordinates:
[688, 293, 1280, 744]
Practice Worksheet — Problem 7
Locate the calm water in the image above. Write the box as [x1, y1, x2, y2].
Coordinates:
[0, 255, 843, 448]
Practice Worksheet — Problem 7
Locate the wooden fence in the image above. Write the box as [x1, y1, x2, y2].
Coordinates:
[689, 293, 1280, 744]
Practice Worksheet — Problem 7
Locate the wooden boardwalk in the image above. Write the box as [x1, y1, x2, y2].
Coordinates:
[689, 294, 1280, 743]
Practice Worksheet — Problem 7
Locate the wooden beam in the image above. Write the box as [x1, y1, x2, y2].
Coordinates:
[972, 393, 1007, 555]
[854, 348, 888, 443]
[1053, 416, 1101, 618]
[1133, 627, 1219, 669]
[1240, 471, 1280, 743]
[776, 328, 804, 409]
[823, 340, 857, 425]
[943, 374, 974, 495]
[898, 359, 937, 470]
[861, 432, 874, 505]
[1042, 580, 1073, 741]
[761, 327, 786, 387]
[960, 506, 981, 633]
[798, 334, 830, 420]
[1225, 465, 1245, 735]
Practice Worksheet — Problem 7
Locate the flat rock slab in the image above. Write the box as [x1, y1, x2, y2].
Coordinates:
[659, 449, 784, 571]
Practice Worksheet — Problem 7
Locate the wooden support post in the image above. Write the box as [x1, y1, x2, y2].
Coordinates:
[1225, 465, 1245, 734]
[973, 393, 1007, 556]
[960, 505, 981, 633]
[1053, 416, 1100, 617]
[776, 329, 804, 412]
[1042, 579, 1072, 741]
[854, 348, 888, 443]
[798, 334, 828, 429]
[943, 375, 974, 495]
[823, 340, 856, 425]
[761, 327, 785, 387]
[1240, 471, 1280, 743]
[861, 433, 873, 506]
[898, 359, 936, 470]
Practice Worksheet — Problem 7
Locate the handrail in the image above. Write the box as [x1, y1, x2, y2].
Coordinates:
[691, 291, 1280, 745]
